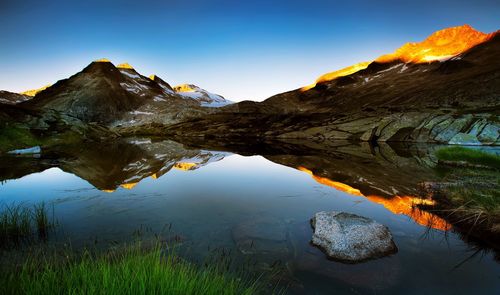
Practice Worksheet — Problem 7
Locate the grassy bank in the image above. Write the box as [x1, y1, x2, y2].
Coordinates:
[1, 242, 266, 295]
[426, 147, 500, 236]
[435, 146, 500, 169]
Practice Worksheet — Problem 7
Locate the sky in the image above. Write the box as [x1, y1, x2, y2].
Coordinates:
[1, 0, 499, 102]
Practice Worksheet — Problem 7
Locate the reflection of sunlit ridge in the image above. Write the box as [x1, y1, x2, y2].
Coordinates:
[120, 182, 139, 190]
[365, 195, 451, 231]
[297, 166, 450, 231]
[173, 162, 198, 171]
[301, 25, 496, 91]
[297, 167, 364, 196]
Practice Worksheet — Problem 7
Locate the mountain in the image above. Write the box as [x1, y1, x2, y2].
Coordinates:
[0, 91, 31, 105]
[18, 61, 226, 128]
[173, 84, 233, 107]
[165, 25, 500, 145]
[0, 25, 498, 147]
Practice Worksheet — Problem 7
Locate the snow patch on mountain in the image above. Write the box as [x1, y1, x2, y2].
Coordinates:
[173, 84, 233, 107]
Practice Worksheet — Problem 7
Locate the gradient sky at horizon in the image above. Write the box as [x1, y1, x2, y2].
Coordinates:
[1, 0, 499, 101]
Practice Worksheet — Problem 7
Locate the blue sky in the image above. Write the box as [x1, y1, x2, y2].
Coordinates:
[1, 0, 499, 101]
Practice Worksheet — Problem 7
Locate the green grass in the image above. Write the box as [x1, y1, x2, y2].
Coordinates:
[431, 147, 500, 232]
[1, 243, 266, 295]
[0, 202, 53, 247]
[435, 146, 500, 169]
[430, 167, 500, 233]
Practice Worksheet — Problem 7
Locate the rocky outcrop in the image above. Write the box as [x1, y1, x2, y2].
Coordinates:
[311, 211, 397, 263]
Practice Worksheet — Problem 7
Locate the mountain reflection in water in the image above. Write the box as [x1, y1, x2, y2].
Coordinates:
[297, 166, 450, 231]
[0, 138, 453, 231]
[0, 137, 453, 232]
[1, 137, 499, 294]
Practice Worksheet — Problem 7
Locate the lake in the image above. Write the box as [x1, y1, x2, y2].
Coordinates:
[0, 138, 498, 294]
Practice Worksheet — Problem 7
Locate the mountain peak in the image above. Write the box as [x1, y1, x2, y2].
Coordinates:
[149, 74, 174, 92]
[376, 24, 495, 63]
[117, 63, 134, 69]
[94, 58, 111, 63]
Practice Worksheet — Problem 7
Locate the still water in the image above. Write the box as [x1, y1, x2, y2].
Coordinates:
[0, 138, 498, 294]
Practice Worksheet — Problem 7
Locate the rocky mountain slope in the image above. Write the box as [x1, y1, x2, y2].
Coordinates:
[0, 91, 31, 105]
[20, 60, 216, 126]
[165, 25, 500, 145]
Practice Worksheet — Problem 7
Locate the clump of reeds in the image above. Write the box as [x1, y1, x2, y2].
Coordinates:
[0, 202, 54, 248]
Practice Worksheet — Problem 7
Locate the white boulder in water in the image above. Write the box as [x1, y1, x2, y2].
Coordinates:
[311, 211, 397, 263]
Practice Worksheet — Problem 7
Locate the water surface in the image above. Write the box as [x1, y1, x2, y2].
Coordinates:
[0, 138, 498, 294]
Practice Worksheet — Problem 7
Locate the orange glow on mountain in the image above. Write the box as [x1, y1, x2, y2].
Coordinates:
[173, 84, 196, 92]
[21, 84, 51, 96]
[120, 182, 138, 190]
[94, 58, 111, 62]
[301, 62, 370, 91]
[297, 166, 450, 231]
[117, 63, 134, 69]
[376, 25, 495, 63]
[102, 189, 116, 193]
[151, 173, 158, 179]
[301, 25, 496, 91]
[174, 162, 198, 171]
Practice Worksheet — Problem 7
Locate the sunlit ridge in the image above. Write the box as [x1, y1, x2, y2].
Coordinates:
[21, 84, 51, 96]
[117, 63, 134, 69]
[301, 25, 496, 91]
[301, 62, 370, 91]
[173, 84, 197, 93]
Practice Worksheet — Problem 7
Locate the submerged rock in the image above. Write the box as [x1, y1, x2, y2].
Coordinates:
[232, 217, 290, 256]
[310, 211, 397, 263]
